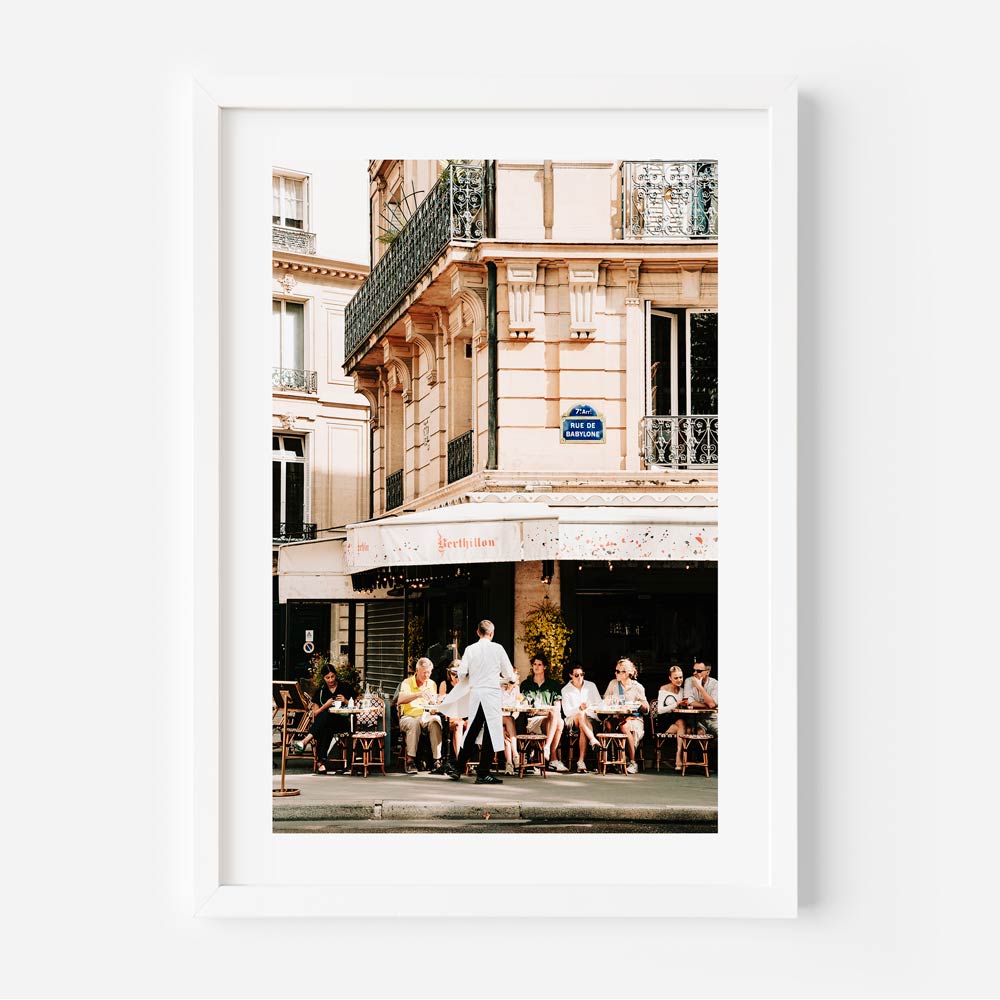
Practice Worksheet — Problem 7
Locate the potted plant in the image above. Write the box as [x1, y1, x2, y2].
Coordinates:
[517, 597, 573, 682]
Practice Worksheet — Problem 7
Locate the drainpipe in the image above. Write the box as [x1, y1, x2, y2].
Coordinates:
[487, 261, 498, 470]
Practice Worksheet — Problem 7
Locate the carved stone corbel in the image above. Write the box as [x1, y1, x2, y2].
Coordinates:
[568, 260, 600, 339]
[506, 260, 538, 339]
[624, 260, 641, 307]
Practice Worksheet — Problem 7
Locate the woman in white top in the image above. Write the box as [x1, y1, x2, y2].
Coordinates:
[656, 664, 687, 770]
[438, 661, 467, 760]
[602, 658, 649, 773]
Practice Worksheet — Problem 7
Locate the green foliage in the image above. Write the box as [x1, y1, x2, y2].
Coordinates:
[517, 597, 573, 683]
[404, 615, 425, 668]
[309, 652, 363, 698]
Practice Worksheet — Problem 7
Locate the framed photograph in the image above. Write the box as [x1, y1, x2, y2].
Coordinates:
[190, 75, 796, 917]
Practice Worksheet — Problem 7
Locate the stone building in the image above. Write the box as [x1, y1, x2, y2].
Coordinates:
[270, 162, 376, 681]
[335, 159, 719, 691]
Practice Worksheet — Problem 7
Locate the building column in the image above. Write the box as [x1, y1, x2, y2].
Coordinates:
[624, 262, 643, 472]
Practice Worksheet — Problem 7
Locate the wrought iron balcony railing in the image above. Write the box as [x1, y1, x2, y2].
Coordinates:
[640, 415, 719, 469]
[272, 367, 318, 393]
[273, 522, 317, 542]
[272, 226, 317, 254]
[345, 161, 485, 362]
[623, 161, 718, 239]
[447, 429, 474, 484]
[385, 469, 403, 512]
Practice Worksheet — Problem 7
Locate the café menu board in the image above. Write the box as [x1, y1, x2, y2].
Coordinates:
[561, 403, 605, 443]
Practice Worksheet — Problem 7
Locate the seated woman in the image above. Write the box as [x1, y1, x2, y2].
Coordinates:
[500, 677, 522, 775]
[438, 661, 467, 761]
[656, 664, 688, 771]
[602, 658, 649, 774]
[295, 664, 353, 773]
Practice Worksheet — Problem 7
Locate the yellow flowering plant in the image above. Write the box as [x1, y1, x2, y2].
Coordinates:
[517, 597, 573, 682]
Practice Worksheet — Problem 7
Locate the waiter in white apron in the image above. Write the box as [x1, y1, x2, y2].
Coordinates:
[441, 619, 516, 784]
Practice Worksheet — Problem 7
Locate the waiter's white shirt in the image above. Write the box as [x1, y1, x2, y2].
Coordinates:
[439, 636, 516, 750]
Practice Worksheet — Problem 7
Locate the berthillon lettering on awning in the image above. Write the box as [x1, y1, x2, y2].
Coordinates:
[342, 502, 717, 574]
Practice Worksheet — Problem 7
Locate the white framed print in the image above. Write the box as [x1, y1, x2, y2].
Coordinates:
[186, 75, 797, 918]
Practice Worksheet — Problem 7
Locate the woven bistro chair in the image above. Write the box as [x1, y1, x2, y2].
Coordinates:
[350, 694, 387, 777]
[678, 732, 713, 777]
[515, 733, 548, 778]
[594, 731, 629, 774]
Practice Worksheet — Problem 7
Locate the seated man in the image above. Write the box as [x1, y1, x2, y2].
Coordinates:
[683, 661, 719, 737]
[519, 652, 567, 772]
[602, 657, 648, 773]
[397, 657, 444, 773]
[560, 664, 602, 773]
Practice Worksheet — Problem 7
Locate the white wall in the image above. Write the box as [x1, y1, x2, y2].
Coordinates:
[4, 3, 998, 999]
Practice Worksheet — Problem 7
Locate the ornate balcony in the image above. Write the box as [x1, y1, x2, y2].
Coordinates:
[447, 429, 474, 484]
[272, 368, 318, 394]
[623, 161, 718, 239]
[273, 522, 317, 542]
[640, 415, 719, 469]
[385, 469, 403, 512]
[345, 161, 485, 363]
[272, 226, 317, 254]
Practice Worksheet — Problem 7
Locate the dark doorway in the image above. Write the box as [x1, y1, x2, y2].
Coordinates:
[561, 561, 717, 694]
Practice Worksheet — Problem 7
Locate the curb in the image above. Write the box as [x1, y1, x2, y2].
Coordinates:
[273, 800, 718, 823]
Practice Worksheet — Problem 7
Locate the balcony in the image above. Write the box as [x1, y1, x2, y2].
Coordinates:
[385, 469, 403, 512]
[273, 522, 317, 542]
[640, 415, 719, 469]
[447, 430, 474, 484]
[272, 226, 317, 254]
[272, 367, 318, 394]
[345, 161, 485, 364]
[623, 161, 718, 240]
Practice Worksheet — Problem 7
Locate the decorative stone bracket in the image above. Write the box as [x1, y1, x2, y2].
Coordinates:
[506, 260, 538, 340]
[568, 260, 600, 339]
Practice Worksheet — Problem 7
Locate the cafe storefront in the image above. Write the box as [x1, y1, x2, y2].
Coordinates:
[334, 499, 718, 689]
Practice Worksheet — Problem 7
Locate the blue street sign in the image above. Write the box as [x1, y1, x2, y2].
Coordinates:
[561, 403, 605, 443]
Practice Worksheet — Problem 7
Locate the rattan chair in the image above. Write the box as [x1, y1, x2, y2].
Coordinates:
[595, 732, 629, 774]
[343, 695, 384, 776]
[678, 733, 713, 776]
[515, 734, 548, 778]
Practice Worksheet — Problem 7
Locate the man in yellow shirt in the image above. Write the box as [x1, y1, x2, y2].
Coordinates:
[397, 657, 444, 773]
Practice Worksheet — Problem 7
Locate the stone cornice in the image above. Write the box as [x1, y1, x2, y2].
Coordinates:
[272, 251, 369, 283]
[475, 241, 717, 269]
[399, 470, 718, 513]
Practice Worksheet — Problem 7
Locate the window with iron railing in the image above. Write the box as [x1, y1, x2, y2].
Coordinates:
[385, 469, 403, 512]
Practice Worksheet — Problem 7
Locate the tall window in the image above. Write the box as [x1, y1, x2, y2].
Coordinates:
[273, 299, 304, 371]
[273, 434, 308, 536]
[272, 171, 308, 230]
[649, 309, 718, 415]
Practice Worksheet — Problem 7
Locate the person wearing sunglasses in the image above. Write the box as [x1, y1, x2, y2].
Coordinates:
[560, 665, 602, 772]
[602, 658, 649, 773]
[683, 661, 719, 737]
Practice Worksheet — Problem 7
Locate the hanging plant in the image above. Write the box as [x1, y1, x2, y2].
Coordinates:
[517, 597, 573, 683]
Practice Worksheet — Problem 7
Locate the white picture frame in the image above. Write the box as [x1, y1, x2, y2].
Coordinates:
[188, 75, 797, 918]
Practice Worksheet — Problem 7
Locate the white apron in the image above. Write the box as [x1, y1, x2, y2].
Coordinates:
[437, 637, 514, 750]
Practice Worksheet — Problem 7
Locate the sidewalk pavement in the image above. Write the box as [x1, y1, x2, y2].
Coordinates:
[272, 764, 717, 824]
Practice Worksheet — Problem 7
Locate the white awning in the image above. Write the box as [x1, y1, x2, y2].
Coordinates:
[344, 502, 717, 573]
[276, 536, 393, 602]
[344, 503, 559, 573]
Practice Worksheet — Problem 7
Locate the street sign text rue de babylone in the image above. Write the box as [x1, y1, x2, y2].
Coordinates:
[560, 403, 605, 443]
